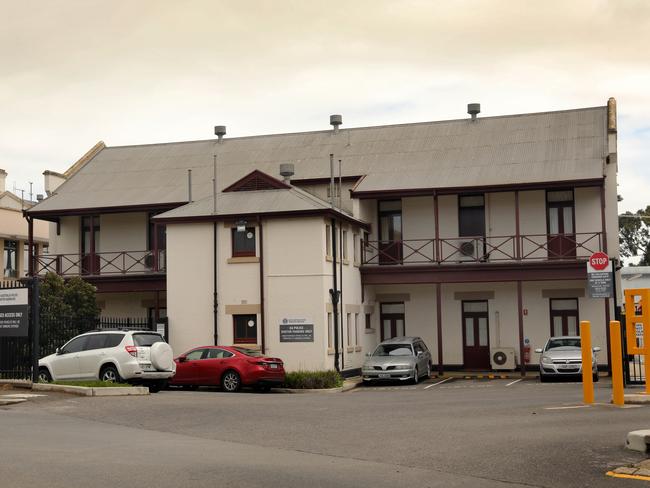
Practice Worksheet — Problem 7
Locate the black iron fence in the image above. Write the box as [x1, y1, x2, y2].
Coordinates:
[621, 314, 645, 385]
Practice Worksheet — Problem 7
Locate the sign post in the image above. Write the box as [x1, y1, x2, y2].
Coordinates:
[587, 252, 613, 299]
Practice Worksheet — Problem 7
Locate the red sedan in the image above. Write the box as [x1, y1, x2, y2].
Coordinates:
[170, 346, 285, 392]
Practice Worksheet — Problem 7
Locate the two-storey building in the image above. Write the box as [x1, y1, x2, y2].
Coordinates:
[27, 100, 619, 373]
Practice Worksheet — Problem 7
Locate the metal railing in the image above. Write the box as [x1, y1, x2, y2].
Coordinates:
[35, 250, 167, 277]
[361, 232, 603, 266]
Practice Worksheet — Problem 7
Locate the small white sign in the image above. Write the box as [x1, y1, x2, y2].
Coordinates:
[0, 288, 28, 306]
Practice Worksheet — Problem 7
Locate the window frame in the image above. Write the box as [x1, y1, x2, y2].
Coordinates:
[231, 227, 256, 258]
[233, 314, 258, 344]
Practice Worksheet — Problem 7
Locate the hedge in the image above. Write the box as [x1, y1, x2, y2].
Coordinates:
[284, 370, 343, 389]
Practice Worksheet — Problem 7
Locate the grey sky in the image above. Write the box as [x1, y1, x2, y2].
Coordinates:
[1, 0, 648, 211]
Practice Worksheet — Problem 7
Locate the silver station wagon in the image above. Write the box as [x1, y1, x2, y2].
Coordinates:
[362, 337, 432, 384]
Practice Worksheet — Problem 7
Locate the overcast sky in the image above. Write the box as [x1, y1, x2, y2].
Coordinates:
[1, 0, 648, 211]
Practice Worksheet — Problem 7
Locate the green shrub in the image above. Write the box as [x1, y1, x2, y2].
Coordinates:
[284, 370, 343, 389]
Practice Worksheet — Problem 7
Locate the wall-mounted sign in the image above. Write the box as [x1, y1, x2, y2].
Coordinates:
[587, 252, 613, 299]
[279, 317, 314, 342]
[0, 288, 29, 337]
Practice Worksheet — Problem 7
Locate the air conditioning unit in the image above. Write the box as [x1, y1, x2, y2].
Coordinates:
[458, 239, 477, 261]
[490, 347, 516, 370]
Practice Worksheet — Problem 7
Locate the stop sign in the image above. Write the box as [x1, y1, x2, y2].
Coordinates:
[589, 252, 609, 271]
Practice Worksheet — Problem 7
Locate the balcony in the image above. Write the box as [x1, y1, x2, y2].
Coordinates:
[35, 250, 166, 277]
[361, 232, 603, 266]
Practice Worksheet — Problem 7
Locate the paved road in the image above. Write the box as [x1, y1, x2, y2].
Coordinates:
[1, 378, 647, 487]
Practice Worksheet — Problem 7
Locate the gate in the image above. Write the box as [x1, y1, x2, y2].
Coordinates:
[0, 280, 33, 380]
[621, 313, 645, 385]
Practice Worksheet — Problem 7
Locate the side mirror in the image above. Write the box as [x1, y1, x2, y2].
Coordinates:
[593, 347, 601, 353]
[417, 351, 424, 357]
[177, 355, 187, 362]
[365, 352, 372, 357]
[534, 348, 543, 354]
[56, 347, 62, 355]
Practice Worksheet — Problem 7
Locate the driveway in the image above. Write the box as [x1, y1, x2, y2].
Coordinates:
[0, 377, 647, 487]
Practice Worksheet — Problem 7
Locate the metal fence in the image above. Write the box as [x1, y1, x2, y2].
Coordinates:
[621, 314, 645, 385]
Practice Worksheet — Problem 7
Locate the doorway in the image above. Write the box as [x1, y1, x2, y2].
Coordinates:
[549, 298, 579, 336]
[81, 216, 100, 275]
[378, 200, 402, 264]
[462, 301, 490, 369]
[546, 190, 576, 259]
[380, 302, 405, 341]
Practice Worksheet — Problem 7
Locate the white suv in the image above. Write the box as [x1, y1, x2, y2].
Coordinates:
[38, 330, 176, 392]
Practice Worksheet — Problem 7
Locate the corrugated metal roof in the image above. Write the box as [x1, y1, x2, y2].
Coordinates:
[155, 185, 338, 220]
[29, 106, 608, 213]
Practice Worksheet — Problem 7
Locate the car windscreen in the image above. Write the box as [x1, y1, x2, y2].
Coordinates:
[546, 338, 581, 350]
[133, 333, 164, 347]
[231, 347, 263, 357]
[373, 344, 414, 356]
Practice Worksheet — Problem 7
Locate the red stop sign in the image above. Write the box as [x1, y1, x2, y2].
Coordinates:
[589, 252, 609, 271]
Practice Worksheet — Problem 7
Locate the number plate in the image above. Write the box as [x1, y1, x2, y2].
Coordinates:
[558, 364, 577, 370]
[270, 363, 278, 369]
[378, 373, 390, 378]
[140, 363, 155, 371]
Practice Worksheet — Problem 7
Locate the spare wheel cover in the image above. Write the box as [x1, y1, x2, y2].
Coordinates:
[150, 342, 174, 370]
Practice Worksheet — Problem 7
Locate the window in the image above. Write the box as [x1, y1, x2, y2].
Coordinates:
[185, 349, 206, 360]
[104, 334, 125, 348]
[342, 230, 348, 260]
[206, 348, 234, 359]
[148, 215, 167, 251]
[23, 243, 29, 277]
[353, 233, 359, 263]
[459, 195, 485, 238]
[84, 334, 108, 351]
[234, 314, 257, 344]
[133, 333, 164, 347]
[414, 342, 425, 355]
[365, 313, 372, 330]
[232, 227, 256, 257]
[61, 336, 87, 354]
[346, 313, 352, 345]
[327, 312, 333, 348]
[4, 240, 17, 278]
[354, 313, 359, 346]
[325, 225, 332, 257]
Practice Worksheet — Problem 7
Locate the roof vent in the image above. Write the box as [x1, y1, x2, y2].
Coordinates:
[36, 194, 44, 201]
[214, 125, 226, 142]
[279, 163, 295, 182]
[467, 103, 481, 121]
[330, 114, 342, 134]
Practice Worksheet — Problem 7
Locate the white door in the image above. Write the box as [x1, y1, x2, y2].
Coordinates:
[51, 336, 87, 379]
[78, 334, 108, 379]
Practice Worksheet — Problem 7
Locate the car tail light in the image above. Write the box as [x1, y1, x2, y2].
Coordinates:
[125, 345, 138, 357]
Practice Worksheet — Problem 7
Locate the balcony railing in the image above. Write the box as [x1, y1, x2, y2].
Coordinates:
[35, 250, 166, 277]
[361, 232, 603, 266]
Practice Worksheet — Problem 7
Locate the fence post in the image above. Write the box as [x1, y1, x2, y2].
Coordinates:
[31, 277, 40, 383]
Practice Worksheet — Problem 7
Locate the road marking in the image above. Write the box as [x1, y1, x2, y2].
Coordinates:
[424, 378, 453, 389]
[505, 379, 523, 387]
[544, 405, 590, 410]
[606, 471, 650, 481]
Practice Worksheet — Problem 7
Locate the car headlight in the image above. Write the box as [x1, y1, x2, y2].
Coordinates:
[541, 356, 553, 365]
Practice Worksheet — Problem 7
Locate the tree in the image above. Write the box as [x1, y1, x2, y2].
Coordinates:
[38, 272, 100, 356]
[619, 206, 650, 265]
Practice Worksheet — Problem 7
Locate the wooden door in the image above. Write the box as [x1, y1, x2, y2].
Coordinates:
[380, 303, 405, 341]
[81, 216, 100, 274]
[378, 201, 402, 264]
[547, 191, 576, 259]
[550, 299, 579, 336]
[462, 301, 490, 370]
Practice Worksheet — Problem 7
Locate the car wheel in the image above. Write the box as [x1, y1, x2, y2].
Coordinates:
[593, 373, 600, 383]
[38, 368, 52, 383]
[413, 367, 419, 385]
[100, 365, 122, 383]
[221, 370, 241, 392]
[426, 362, 432, 379]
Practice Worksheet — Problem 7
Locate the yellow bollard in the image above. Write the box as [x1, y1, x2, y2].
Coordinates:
[609, 321, 625, 406]
[580, 321, 594, 404]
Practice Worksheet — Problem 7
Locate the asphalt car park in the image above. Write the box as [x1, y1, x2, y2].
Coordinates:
[2, 375, 648, 488]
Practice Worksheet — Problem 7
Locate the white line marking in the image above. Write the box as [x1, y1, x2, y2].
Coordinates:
[424, 378, 453, 389]
[506, 379, 523, 387]
[545, 405, 590, 410]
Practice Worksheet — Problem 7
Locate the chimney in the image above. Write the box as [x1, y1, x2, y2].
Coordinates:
[279, 163, 295, 182]
[0, 169, 6, 192]
[214, 125, 226, 143]
[607, 97, 617, 133]
[467, 103, 481, 121]
[330, 114, 342, 134]
[43, 170, 66, 196]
